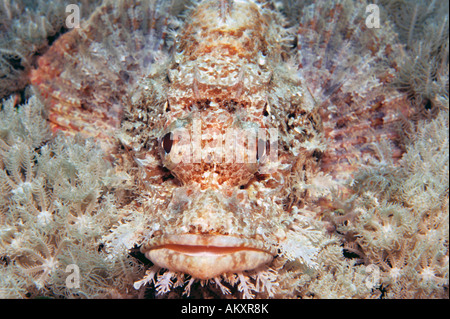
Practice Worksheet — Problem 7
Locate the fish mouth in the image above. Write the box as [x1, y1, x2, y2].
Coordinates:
[141, 234, 275, 280]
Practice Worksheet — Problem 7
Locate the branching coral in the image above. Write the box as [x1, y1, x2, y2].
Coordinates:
[0, 264, 28, 298]
[0, 94, 143, 298]
[379, 0, 449, 108]
[15, 232, 67, 290]
[332, 104, 449, 298]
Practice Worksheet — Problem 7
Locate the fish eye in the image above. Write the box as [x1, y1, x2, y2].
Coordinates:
[161, 132, 174, 154]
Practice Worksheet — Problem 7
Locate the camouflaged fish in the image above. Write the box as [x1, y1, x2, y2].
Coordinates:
[31, 0, 413, 297]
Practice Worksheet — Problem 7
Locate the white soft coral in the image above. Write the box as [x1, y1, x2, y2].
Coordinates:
[16, 234, 66, 289]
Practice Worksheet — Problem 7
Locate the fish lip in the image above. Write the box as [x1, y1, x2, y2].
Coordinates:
[141, 234, 277, 255]
[140, 234, 276, 279]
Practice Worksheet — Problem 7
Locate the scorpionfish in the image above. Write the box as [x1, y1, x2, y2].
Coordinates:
[30, 0, 414, 296]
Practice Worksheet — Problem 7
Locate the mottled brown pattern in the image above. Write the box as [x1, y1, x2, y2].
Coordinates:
[28, 0, 422, 297]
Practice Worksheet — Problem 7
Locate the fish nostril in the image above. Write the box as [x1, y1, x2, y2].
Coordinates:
[162, 132, 174, 154]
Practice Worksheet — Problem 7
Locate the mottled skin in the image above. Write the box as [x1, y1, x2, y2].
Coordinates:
[30, 0, 322, 280]
[26, 0, 334, 279]
[127, 0, 322, 279]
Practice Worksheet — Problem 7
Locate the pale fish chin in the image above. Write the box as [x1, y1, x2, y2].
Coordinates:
[142, 234, 275, 280]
